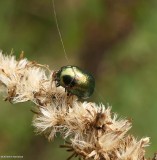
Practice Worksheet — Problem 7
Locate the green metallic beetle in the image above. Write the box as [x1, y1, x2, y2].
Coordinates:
[53, 65, 95, 99]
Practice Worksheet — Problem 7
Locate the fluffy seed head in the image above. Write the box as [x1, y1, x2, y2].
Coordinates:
[0, 52, 150, 160]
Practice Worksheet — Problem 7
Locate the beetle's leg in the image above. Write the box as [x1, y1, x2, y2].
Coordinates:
[56, 82, 60, 87]
[66, 88, 71, 97]
[63, 86, 69, 96]
[65, 88, 70, 95]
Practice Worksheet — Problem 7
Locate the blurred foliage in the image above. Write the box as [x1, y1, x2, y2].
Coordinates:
[0, 0, 157, 159]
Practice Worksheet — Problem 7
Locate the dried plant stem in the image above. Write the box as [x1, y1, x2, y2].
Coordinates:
[0, 52, 153, 160]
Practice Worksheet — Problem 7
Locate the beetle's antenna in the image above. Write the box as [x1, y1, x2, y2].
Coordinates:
[52, 0, 70, 63]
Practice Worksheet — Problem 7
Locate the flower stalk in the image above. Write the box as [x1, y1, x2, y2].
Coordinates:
[0, 52, 152, 160]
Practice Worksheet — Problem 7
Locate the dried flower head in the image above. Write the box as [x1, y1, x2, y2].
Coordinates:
[0, 52, 151, 160]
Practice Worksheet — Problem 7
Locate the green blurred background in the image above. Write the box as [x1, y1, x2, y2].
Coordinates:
[0, 0, 157, 159]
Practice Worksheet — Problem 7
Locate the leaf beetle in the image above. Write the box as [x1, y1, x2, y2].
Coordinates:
[53, 65, 95, 99]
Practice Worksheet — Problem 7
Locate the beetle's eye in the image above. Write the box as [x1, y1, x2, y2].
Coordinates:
[63, 75, 75, 87]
